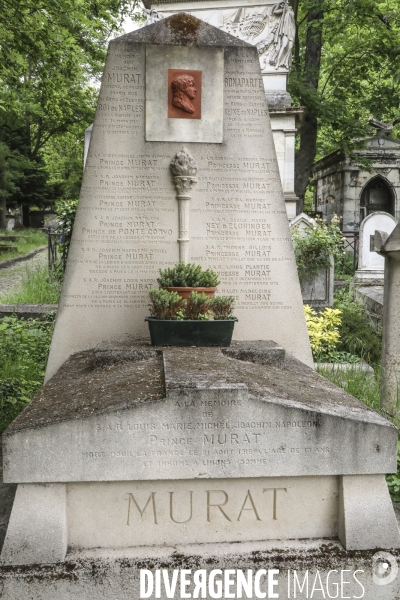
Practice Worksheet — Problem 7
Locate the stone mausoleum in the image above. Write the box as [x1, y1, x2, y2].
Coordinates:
[312, 120, 400, 233]
[142, 0, 302, 219]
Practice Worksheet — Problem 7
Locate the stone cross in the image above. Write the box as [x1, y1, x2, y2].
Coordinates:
[373, 223, 400, 413]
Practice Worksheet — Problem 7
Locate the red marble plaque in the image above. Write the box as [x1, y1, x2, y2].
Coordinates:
[168, 70, 202, 119]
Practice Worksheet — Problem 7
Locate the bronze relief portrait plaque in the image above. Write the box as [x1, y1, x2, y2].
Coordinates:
[168, 70, 202, 119]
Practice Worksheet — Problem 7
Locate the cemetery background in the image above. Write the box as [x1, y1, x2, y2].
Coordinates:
[0, 1, 399, 596]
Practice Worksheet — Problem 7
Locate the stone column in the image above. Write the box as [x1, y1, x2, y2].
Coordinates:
[373, 224, 400, 413]
[170, 147, 197, 263]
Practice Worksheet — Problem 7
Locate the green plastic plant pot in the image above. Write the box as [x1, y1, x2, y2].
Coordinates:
[145, 317, 237, 347]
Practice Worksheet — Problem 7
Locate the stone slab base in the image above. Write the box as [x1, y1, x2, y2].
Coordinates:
[1, 541, 400, 599]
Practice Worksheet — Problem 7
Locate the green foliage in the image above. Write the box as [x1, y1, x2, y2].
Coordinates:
[55, 198, 79, 266]
[148, 288, 186, 320]
[292, 216, 344, 284]
[304, 305, 342, 359]
[290, 0, 400, 161]
[387, 442, 400, 502]
[157, 262, 220, 288]
[0, 265, 61, 304]
[0, 229, 47, 261]
[211, 296, 236, 320]
[335, 251, 355, 279]
[316, 363, 380, 412]
[334, 286, 382, 366]
[148, 289, 236, 321]
[185, 292, 211, 321]
[0, 315, 54, 434]
[0, 0, 135, 219]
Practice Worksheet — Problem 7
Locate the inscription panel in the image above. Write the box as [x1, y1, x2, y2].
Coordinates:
[67, 476, 338, 548]
[5, 392, 394, 482]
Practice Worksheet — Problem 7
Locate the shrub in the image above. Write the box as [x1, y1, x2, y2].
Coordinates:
[0, 315, 54, 434]
[157, 262, 220, 287]
[304, 305, 342, 360]
[0, 381, 31, 434]
[211, 296, 236, 320]
[148, 288, 186, 320]
[292, 216, 345, 284]
[185, 291, 211, 320]
[334, 286, 382, 366]
[387, 442, 400, 502]
[55, 198, 79, 267]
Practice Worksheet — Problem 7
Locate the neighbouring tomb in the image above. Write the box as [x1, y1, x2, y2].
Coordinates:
[45, 14, 313, 383]
[373, 223, 400, 414]
[289, 213, 334, 310]
[312, 119, 400, 239]
[354, 211, 397, 285]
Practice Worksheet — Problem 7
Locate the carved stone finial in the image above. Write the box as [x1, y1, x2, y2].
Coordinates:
[170, 147, 198, 178]
[170, 148, 198, 262]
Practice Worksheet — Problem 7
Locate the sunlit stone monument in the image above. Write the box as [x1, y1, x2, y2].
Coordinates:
[1, 14, 399, 599]
[44, 12, 313, 383]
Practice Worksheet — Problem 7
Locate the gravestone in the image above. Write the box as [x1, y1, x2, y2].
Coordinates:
[1, 14, 400, 597]
[354, 212, 397, 285]
[45, 13, 313, 383]
[373, 224, 400, 413]
[289, 213, 334, 310]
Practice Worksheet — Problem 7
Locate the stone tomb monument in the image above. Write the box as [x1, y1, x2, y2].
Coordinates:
[354, 211, 397, 285]
[1, 14, 400, 597]
[289, 213, 334, 310]
[44, 12, 313, 382]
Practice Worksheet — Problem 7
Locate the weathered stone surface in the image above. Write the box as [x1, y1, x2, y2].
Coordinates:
[4, 343, 397, 483]
[1, 541, 400, 599]
[45, 13, 312, 383]
[1, 483, 67, 566]
[67, 476, 338, 548]
[354, 212, 397, 285]
[373, 223, 400, 413]
[0, 438, 16, 554]
[222, 340, 285, 366]
[0, 304, 57, 320]
[338, 475, 400, 550]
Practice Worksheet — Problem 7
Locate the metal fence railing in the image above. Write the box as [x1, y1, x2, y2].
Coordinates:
[342, 231, 359, 272]
[47, 227, 66, 272]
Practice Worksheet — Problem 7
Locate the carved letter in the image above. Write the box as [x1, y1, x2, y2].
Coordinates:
[237, 490, 261, 521]
[169, 491, 193, 523]
[206, 490, 231, 522]
[126, 492, 158, 525]
[263, 487, 287, 520]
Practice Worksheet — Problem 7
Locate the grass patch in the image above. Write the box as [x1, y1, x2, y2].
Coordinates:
[0, 315, 54, 434]
[316, 363, 381, 412]
[0, 229, 47, 261]
[0, 265, 61, 304]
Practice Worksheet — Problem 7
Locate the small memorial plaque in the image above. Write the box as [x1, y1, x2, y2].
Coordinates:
[168, 70, 202, 119]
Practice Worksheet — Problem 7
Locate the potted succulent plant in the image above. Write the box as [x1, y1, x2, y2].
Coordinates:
[157, 262, 220, 299]
[145, 289, 237, 347]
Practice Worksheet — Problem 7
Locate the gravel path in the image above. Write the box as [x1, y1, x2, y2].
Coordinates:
[0, 249, 47, 298]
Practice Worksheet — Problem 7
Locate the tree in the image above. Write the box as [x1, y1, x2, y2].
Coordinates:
[0, 0, 135, 226]
[289, 0, 400, 212]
